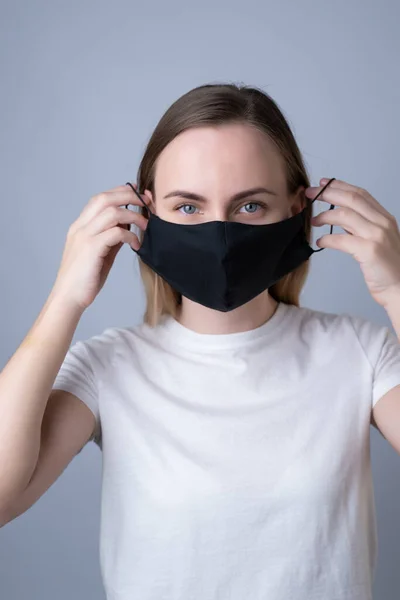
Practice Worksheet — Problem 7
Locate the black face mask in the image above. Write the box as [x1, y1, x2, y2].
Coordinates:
[125, 178, 336, 312]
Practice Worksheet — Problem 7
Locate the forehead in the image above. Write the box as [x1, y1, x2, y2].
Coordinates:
[154, 123, 287, 192]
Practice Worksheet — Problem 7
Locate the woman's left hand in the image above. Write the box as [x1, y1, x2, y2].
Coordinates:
[305, 178, 400, 309]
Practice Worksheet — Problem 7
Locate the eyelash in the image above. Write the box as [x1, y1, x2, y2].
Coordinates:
[175, 201, 268, 215]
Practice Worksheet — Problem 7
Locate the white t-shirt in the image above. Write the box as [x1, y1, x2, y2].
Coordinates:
[53, 301, 400, 600]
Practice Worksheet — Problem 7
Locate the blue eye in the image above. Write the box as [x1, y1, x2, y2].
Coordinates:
[239, 202, 262, 214]
[175, 201, 267, 216]
[177, 204, 197, 215]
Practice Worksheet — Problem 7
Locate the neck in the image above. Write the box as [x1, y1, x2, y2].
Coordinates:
[175, 291, 279, 335]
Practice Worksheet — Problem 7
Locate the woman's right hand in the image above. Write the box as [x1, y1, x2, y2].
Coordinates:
[50, 183, 151, 311]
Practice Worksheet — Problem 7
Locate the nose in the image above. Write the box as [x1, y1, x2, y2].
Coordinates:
[208, 207, 230, 222]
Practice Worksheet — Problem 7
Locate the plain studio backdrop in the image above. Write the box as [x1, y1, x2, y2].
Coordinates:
[1, 0, 399, 598]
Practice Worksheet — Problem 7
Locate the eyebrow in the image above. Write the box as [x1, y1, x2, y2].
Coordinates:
[163, 187, 278, 203]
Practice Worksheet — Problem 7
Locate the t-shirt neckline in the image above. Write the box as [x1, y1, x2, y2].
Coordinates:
[156, 301, 289, 352]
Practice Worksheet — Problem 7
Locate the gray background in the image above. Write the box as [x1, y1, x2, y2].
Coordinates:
[1, 0, 399, 598]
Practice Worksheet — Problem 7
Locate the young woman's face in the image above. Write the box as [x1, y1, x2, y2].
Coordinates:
[147, 123, 306, 224]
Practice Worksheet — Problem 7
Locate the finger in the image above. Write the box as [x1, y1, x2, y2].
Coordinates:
[313, 206, 382, 239]
[307, 185, 391, 225]
[313, 179, 393, 220]
[93, 183, 135, 194]
[316, 232, 371, 259]
[78, 184, 150, 228]
[85, 206, 148, 236]
[95, 225, 141, 256]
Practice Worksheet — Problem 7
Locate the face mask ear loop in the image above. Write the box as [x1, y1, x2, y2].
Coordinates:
[310, 177, 336, 253]
[125, 181, 155, 218]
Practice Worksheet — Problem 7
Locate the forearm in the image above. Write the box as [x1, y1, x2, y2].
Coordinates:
[0, 291, 84, 508]
[383, 290, 400, 342]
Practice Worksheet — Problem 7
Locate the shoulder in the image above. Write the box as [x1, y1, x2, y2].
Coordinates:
[73, 318, 162, 362]
[284, 303, 348, 335]
[73, 324, 144, 368]
[285, 303, 391, 366]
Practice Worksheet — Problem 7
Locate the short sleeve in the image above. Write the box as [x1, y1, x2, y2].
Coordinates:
[347, 314, 400, 408]
[372, 327, 400, 407]
[53, 340, 102, 446]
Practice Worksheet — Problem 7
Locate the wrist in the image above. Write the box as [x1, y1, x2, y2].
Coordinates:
[381, 288, 400, 342]
[46, 288, 86, 320]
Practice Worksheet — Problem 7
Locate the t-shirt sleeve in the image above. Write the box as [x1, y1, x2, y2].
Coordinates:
[348, 314, 400, 408]
[372, 326, 400, 408]
[52, 339, 102, 446]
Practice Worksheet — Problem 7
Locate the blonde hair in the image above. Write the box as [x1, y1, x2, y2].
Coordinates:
[135, 83, 313, 327]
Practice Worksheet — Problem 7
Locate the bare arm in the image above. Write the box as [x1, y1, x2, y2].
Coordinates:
[0, 292, 84, 512]
[0, 182, 148, 522]
[0, 388, 96, 526]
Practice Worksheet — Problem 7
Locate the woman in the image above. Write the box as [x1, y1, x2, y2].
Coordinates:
[1, 82, 400, 600]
